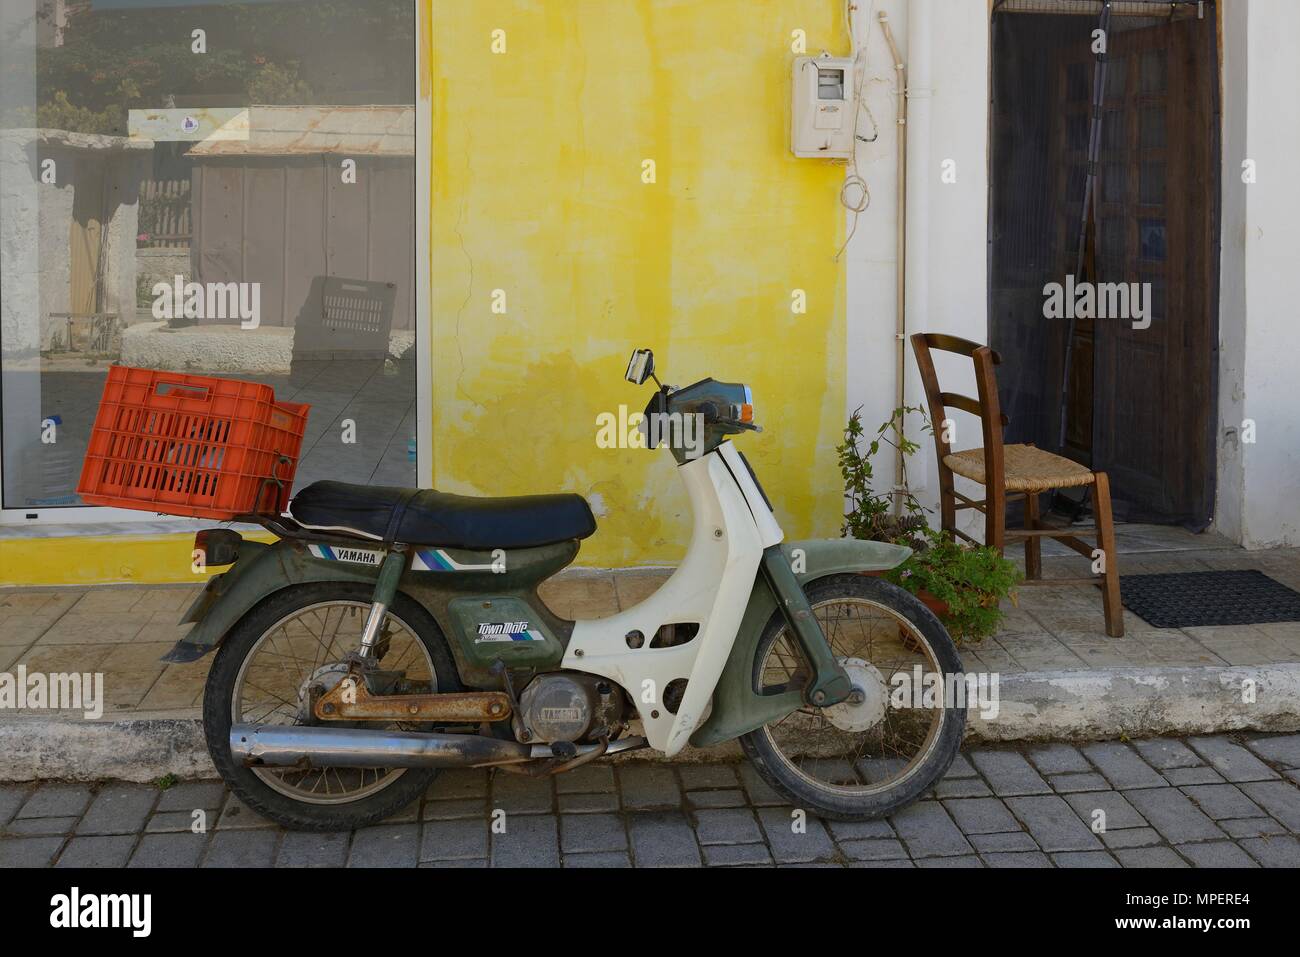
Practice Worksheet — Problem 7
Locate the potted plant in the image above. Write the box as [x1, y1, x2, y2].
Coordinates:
[837, 407, 1021, 644]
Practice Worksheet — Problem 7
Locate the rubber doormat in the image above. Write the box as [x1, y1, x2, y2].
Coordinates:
[1120, 569, 1300, 628]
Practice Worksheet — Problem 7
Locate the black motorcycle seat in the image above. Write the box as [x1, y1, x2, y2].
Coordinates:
[289, 481, 597, 551]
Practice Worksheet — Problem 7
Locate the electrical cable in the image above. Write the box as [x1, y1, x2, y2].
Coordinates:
[835, 0, 880, 262]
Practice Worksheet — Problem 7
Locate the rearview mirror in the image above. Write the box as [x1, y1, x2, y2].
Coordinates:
[625, 349, 655, 385]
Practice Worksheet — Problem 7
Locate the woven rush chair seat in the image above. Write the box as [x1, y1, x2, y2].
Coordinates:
[944, 445, 1096, 492]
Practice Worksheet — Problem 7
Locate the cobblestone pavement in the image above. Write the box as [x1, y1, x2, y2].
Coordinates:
[2, 733, 1299, 868]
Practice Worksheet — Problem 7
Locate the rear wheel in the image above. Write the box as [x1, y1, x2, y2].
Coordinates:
[739, 574, 967, 821]
[203, 582, 461, 831]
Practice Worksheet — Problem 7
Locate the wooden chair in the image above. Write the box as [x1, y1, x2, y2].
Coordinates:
[911, 333, 1124, 638]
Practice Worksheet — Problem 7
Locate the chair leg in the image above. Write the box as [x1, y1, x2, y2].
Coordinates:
[1024, 491, 1042, 581]
[1093, 472, 1124, 638]
[986, 484, 1006, 556]
[939, 469, 957, 539]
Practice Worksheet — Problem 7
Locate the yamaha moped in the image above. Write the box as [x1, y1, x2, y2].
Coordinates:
[164, 350, 966, 830]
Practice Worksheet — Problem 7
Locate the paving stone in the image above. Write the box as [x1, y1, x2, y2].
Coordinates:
[838, 839, 908, 861]
[969, 751, 1051, 796]
[686, 789, 747, 809]
[1162, 767, 1225, 786]
[934, 777, 993, 799]
[1238, 781, 1300, 830]
[983, 851, 1052, 868]
[1081, 743, 1165, 789]
[757, 806, 836, 862]
[1240, 836, 1300, 867]
[1176, 841, 1259, 868]
[1243, 733, 1300, 768]
[129, 832, 207, 868]
[947, 753, 979, 778]
[203, 829, 278, 867]
[4, 816, 78, 836]
[348, 824, 420, 868]
[429, 769, 490, 800]
[77, 784, 156, 835]
[827, 818, 895, 841]
[679, 765, 740, 790]
[1062, 790, 1147, 831]
[1114, 846, 1189, 867]
[422, 799, 485, 820]
[618, 766, 681, 810]
[1181, 784, 1265, 821]
[1100, 827, 1163, 849]
[0, 836, 64, 867]
[943, 797, 1019, 835]
[1027, 743, 1092, 775]
[1219, 817, 1287, 839]
[848, 858, 915, 868]
[694, 808, 762, 846]
[1049, 772, 1110, 793]
[553, 765, 614, 794]
[629, 812, 701, 867]
[889, 801, 972, 858]
[558, 813, 627, 854]
[563, 851, 631, 868]
[558, 792, 620, 813]
[971, 831, 1038, 853]
[55, 835, 135, 868]
[276, 831, 350, 867]
[17, 785, 92, 819]
[917, 855, 984, 868]
[215, 796, 275, 830]
[421, 819, 489, 860]
[1123, 788, 1224, 843]
[1133, 738, 1204, 770]
[420, 858, 487, 868]
[145, 810, 203, 833]
[737, 764, 787, 805]
[0, 786, 32, 825]
[1052, 851, 1120, 868]
[1186, 737, 1280, 782]
[490, 774, 554, 814]
[1006, 795, 1103, 852]
[703, 843, 773, 867]
[155, 780, 226, 812]
[491, 814, 560, 868]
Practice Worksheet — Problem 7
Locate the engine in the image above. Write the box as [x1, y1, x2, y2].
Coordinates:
[516, 673, 624, 744]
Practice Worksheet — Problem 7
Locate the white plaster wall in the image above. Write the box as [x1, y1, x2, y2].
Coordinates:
[1236, 0, 1300, 548]
[843, 0, 990, 536]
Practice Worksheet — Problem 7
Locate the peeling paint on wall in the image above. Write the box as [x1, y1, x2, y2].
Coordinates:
[429, 0, 848, 566]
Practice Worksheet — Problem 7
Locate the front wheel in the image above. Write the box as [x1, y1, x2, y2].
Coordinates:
[739, 574, 967, 821]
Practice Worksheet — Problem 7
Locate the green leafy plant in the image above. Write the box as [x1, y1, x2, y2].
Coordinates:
[837, 406, 930, 548]
[838, 407, 1021, 644]
[888, 529, 1022, 644]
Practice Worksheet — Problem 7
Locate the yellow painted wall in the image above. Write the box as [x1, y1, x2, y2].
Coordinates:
[429, 0, 848, 567]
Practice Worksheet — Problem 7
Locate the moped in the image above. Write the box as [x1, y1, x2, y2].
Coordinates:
[163, 349, 966, 831]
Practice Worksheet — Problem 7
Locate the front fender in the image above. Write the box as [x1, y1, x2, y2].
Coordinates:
[160, 540, 382, 663]
[689, 538, 910, 748]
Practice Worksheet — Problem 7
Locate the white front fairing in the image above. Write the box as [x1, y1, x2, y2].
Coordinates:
[564, 443, 783, 756]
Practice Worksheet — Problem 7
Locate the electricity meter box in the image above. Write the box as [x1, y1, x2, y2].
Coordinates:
[791, 55, 856, 159]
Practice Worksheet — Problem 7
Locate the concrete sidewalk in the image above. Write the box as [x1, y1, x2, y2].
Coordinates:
[2, 733, 1298, 868]
[2, 524, 1300, 780]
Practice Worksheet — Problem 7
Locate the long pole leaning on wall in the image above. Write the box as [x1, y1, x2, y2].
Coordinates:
[878, 10, 908, 516]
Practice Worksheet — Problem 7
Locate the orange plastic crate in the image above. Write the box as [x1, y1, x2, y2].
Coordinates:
[77, 366, 310, 520]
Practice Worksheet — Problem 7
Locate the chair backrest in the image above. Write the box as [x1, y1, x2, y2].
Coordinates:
[910, 333, 1008, 484]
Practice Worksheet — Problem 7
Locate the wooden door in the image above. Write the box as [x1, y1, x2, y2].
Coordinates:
[1090, 20, 1217, 526]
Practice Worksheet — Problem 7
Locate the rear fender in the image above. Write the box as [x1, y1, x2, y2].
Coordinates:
[689, 538, 911, 748]
[161, 540, 382, 663]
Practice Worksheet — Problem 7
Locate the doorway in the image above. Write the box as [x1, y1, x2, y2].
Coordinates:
[988, 0, 1220, 529]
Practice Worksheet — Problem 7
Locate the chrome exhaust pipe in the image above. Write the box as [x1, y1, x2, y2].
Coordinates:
[230, 723, 532, 770]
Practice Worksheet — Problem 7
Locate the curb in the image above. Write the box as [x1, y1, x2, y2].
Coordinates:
[3, 663, 1299, 783]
